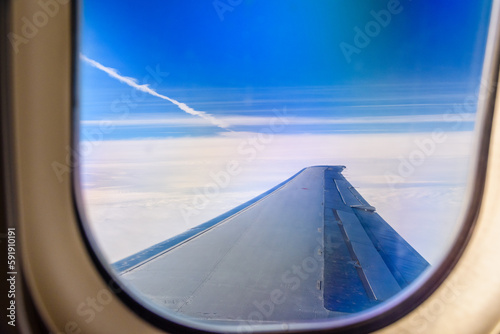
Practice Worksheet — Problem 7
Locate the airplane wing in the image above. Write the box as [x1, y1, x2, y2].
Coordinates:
[113, 166, 429, 322]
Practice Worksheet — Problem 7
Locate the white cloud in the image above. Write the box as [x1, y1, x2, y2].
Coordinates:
[80, 131, 475, 265]
[81, 113, 476, 128]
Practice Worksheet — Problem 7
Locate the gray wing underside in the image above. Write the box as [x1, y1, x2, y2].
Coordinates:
[114, 166, 429, 323]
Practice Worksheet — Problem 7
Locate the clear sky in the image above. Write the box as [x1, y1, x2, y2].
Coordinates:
[78, 1, 493, 265]
[79, 0, 492, 138]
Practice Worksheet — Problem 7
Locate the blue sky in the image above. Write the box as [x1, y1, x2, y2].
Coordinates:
[81, 0, 490, 86]
[79, 0, 492, 139]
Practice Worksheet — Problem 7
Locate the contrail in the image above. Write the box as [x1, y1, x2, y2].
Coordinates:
[80, 54, 230, 130]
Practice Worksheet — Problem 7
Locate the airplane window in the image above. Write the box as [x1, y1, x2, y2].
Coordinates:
[76, 0, 494, 332]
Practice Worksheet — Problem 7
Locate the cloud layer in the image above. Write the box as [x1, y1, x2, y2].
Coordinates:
[80, 131, 475, 265]
[81, 113, 476, 128]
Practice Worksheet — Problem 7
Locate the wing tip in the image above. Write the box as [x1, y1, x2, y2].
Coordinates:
[305, 165, 346, 172]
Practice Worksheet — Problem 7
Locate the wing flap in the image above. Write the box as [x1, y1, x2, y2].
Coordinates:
[337, 210, 402, 301]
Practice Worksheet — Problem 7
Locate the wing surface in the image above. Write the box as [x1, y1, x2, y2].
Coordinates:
[113, 166, 430, 322]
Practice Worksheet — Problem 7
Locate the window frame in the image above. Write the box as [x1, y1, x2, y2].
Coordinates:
[6, 0, 500, 333]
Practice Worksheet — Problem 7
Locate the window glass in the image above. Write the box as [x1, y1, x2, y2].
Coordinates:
[77, 0, 493, 330]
